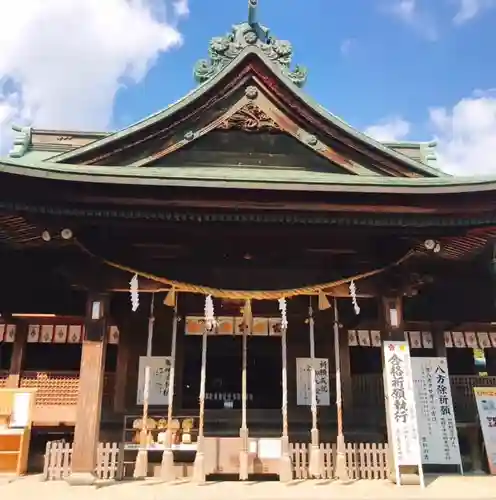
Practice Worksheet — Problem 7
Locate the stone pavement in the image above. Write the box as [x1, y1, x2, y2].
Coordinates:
[0, 474, 494, 500]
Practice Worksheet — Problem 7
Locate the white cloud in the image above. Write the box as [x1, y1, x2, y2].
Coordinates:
[173, 0, 189, 16]
[453, 0, 496, 24]
[385, 0, 438, 40]
[429, 90, 496, 175]
[365, 90, 496, 176]
[0, 0, 188, 154]
[391, 0, 417, 21]
[364, 116, 411, 141]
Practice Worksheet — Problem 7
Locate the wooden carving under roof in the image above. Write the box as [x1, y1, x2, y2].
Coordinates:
[216, 101, 281, 133]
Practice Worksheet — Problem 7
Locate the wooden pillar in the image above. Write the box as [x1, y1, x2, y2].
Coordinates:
[308, 297, 321, 478]
[338, 327, 352, 412]
[239, 323, 249, 480]
[160, 297, 179, 481]
[279, 316, 292, 482]
[68, 292, 109, 485]
[333, 298, 349, 480]
[193, 324, 208, 483]
[6, 321, 28, 388]
[432, 327, 447, 358]
[173, 318, 185, 410]
[113, 322, 130, 413]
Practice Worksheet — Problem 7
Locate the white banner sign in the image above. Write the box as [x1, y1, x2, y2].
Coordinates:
[411, 357, 462, 467]
[474, 387, 496, 474]
[296, 357, 330, 406]
[137, 356, 171, 405]
[383, 341, 422, 468]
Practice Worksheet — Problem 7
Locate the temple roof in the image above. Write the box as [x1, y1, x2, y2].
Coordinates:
[2, 2, 494, 192]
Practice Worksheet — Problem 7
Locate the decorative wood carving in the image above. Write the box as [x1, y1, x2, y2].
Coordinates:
[217, 103, 281, 133]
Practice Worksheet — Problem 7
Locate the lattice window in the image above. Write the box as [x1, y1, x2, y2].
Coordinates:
[20, 372, 80, 406]
[19, 371, 115, 408]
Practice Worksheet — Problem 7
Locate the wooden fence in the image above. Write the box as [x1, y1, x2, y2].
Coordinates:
[44, 440, 388, 481]
[43, 441, 121, 481]
[290, 442, 389, 480]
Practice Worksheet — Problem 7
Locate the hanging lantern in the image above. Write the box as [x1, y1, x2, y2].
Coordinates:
[130, 274, 140, 312]
[349, 280, 360, 315]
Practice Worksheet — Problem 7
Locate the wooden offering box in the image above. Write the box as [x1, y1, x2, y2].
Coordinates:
[0, 389, 36, 475]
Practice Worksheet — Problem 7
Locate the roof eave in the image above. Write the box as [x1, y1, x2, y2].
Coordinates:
[0, 159, 495, 195]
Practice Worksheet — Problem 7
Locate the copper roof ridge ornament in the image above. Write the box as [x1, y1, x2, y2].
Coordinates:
[193, 0, 308, 88]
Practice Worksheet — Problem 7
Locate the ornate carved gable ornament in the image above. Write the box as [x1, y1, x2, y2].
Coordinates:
[194, 1, 307, 88]
[218, 102, 280, 133]
[9, 125, 32, 158]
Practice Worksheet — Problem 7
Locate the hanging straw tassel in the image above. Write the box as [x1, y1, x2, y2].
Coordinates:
[163, 288, 176, 307]
[318, 290, 331, 311]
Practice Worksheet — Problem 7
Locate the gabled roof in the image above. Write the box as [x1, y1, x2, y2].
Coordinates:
[1, 7, 448, 181]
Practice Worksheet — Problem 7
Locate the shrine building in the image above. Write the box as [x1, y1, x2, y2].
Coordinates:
[0, 0, 495, 483]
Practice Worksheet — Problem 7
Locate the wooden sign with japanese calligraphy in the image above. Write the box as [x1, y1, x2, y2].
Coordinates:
[411, 357, 462, 468]
[137, 356, 172, 406]
[296, 357, 330, 406]
[383, 341, 422, 470]
[474, 387, 496, 475]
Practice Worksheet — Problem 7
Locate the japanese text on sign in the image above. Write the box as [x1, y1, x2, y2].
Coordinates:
[411, 357, 461, 466]
[296, 357, 330, 406]
[384, 341, 422, 467]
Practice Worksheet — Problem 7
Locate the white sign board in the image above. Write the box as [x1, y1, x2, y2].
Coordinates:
[296, 357, 330, 406]
[411, 357, 462, 467]
[474, 387, 496, 475]
[137, 356, 171, 406]
[10, 392, 32, 428]
[258, 438, 282, 459]
[383, 341, 422, 470]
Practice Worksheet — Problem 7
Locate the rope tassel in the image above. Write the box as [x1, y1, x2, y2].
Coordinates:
[130, 273, 140, 312]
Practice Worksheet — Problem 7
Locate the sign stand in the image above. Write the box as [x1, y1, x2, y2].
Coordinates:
[405, 345, 425, 488]
[411, 357, 462, 476]
[474, 387, 496, 475]
[383, 341, 424, 488]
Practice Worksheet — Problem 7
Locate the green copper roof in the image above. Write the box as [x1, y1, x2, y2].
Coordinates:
[1, 156, 495, 194]
[194, 0, 307, 87]
[1, 2, 445, 180]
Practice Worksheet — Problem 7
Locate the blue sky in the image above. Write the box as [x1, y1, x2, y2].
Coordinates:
[114, 0, 496, 143]
[1, 0, 495, 175]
